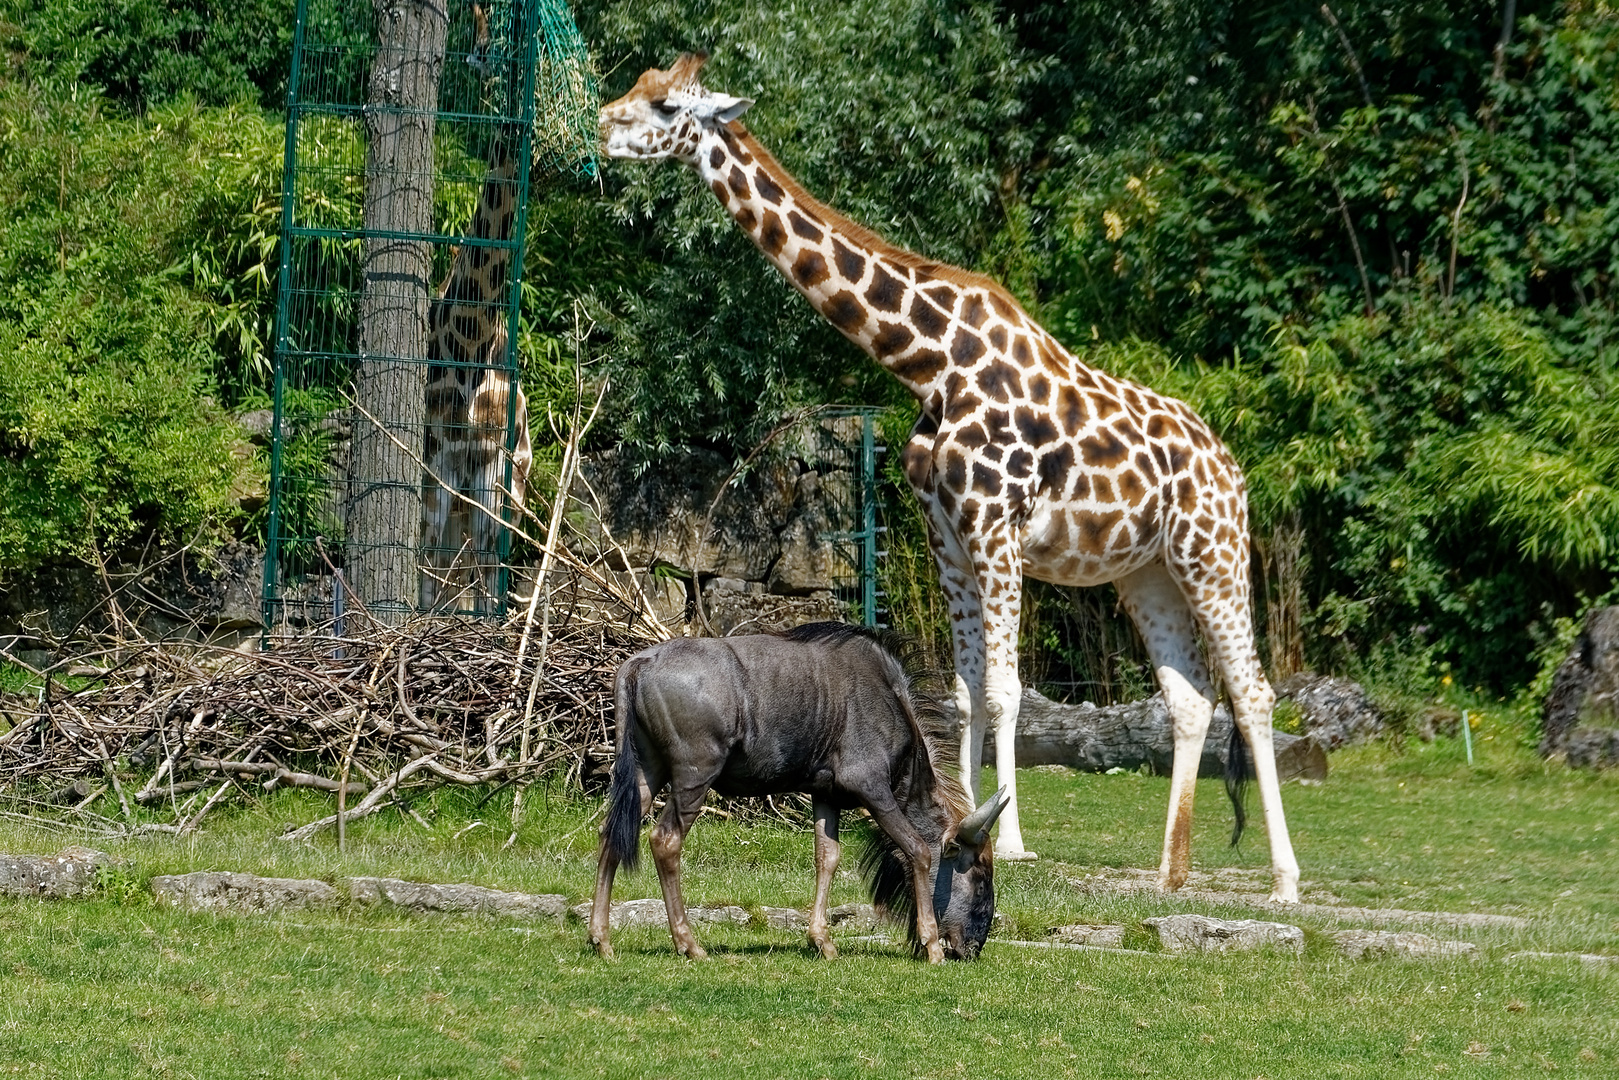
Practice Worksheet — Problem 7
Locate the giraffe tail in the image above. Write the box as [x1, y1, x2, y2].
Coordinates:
[1225, 723, 1249, 848]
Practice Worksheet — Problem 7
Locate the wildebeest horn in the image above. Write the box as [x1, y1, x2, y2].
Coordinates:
[957, 786, 1011, 848]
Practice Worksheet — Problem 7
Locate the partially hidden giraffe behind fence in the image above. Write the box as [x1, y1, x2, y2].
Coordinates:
[419, 142, 533, 614]
[599, 53, 1300, 901]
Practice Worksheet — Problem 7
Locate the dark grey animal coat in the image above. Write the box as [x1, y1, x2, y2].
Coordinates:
[591, 622, 1004, 962]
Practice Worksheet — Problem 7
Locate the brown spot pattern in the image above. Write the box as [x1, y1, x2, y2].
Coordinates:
[865, 264, 905, 312]
[788, 211, 823, 242]
[792, 248, 830, 288]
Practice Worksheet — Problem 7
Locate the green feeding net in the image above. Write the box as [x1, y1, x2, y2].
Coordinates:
[477, 0, 600, 179]
[265, 0, 598, 632]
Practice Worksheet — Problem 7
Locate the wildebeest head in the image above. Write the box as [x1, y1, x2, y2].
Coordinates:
[865, 786, 1009, 961]
[933, 787, 1009, 960]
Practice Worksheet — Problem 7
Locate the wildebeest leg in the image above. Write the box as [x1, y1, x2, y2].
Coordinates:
[807, 801, 840, 959]
[589, 762, 665, 958]
[588, 843, 619, 958]
[650, 782, 709, 959]
[864, 795, 944, 964]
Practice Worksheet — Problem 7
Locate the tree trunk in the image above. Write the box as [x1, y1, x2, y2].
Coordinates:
[963, 689, 1328, 783]
[347, 0, 447, 623]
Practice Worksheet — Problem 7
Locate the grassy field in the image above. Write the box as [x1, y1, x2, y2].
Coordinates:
[1, 713, 1615, 1079]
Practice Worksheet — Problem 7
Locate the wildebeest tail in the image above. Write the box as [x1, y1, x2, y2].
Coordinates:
[1225, 723, 1249, 847]
[604, 659, 646, 872]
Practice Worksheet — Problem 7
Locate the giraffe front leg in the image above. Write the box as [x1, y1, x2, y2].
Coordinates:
[971, 529, 1034, 862]
[926, 524, 989, 805]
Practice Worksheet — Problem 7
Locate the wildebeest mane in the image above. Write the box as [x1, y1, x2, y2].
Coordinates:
[789, 624, 971, 954]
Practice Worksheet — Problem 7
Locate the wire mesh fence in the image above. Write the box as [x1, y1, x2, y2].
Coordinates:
[264, 0, 597, 632]
[806, 408, 887, 628]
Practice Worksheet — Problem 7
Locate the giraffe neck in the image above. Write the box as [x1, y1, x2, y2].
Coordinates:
[431, 147, 518, 365]
[693, 124, 1023, 403]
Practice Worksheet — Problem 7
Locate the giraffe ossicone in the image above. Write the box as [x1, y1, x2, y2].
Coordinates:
[600, 53, 1300, 901]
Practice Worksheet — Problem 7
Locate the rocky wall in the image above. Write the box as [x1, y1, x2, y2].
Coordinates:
[568, 447, 855, 635]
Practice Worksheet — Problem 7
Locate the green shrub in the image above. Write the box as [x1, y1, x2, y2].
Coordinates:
[0, 85, 275, 578]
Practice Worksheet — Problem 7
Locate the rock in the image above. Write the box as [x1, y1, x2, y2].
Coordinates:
[1049, 923, 1126, 948]
[348, 877, 567, 919]
[0, 847, 110, 898]
[828, 903, 880, 931]
[1276, 674, 1387, 749]
[567, 898, 751, 930]
[0, 543, 265, 648]
[572, 448, 791, 582]
[1143, 914, 1304, 955]
[568, 447, 860, 634]
[1541, 605, 1619, 768]
[1332, 929, 1477, 960]
[234, 409, 278, 445]
[763, 906, 807, 931]
[699, 582, 844, 636]
[768, 514, 839, 593]
[151, 871, 338, 913]
[1505, 951, 1619, 968]
[966, 690, 1327, 782]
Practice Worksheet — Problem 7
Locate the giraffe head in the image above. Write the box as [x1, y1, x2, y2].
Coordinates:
[600, 52, 753, 163]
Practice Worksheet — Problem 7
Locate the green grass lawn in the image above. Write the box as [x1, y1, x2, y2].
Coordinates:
[1, 716, 1615, 1079]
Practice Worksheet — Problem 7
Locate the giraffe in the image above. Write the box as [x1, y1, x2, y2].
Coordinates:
[599, 53, 1301, 901]
[419, 144, 533, 614]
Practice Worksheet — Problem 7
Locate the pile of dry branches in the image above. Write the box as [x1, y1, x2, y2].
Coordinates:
[0, 570, 661, 840]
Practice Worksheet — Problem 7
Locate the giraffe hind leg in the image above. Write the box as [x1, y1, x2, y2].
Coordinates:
[1175, 557, 1301, 903]
[1115, 563, 1215, 894]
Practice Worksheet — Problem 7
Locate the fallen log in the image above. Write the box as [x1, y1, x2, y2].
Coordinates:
[262, 769, 368, 797]
[42, 778, 94, 805]
[134, 780, 207, 804]
[963, 690, 1328, 783]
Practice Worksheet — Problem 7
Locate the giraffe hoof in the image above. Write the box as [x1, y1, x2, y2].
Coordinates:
[994, 846, 1038, 862]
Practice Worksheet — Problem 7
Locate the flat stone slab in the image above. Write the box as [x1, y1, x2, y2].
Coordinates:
[1050, 923, 1126, 948]
[1332, 929, 1477, 960]
[763, 906, 807, 931]
[1072, 867, 1530, 929]
[828, 903, 880, 931]
[151, 871, 337, 913]
[348, 877, 567, 919]
[569, 898, 751, 930]
[1506, 951, 1619, 968]
[1145, 914, 1304, 954]
[0, 847, 109, 898]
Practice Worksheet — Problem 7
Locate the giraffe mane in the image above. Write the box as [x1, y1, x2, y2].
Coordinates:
[726, 123, 1031, 314]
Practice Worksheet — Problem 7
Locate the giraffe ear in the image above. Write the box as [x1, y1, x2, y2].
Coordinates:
[669, 89, 754, 123]
[709, 93, 753, 123]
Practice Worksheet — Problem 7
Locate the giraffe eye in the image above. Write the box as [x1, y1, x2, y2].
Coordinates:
[652, 99, 679, 117]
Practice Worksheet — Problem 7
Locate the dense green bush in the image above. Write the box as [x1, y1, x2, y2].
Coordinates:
[0, 82, 277, 576]
[8, 0, 295, 113]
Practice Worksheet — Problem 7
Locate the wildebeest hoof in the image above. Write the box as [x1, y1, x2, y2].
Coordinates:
[811, 939, 837, 960]
[592, 940, 614, 960]
[996, 846, 1038, 862]
[679, 943, 708, 960]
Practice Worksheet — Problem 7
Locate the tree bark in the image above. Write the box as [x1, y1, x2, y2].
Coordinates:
[348, 0, 447, 623]
[963, 690, 1328, 782]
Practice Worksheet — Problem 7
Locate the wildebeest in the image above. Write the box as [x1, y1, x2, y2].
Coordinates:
[589, 622, 1009, 963]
